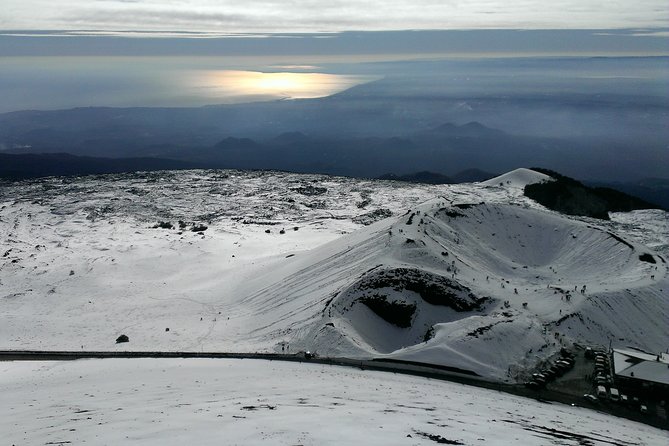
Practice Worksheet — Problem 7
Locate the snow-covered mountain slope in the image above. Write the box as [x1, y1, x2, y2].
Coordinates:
[2, 358, 666, 446]
[1, 168, 667, 381]
[233, 198, 667, 380]
[482, 167, 553, 188]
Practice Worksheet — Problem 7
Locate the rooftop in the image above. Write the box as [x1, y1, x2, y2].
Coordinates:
[613, 348, 669, 386]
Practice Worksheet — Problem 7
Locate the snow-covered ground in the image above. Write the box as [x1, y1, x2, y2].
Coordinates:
[1, 168, 667, 381]
[0, 170, 454, 351]
[2, 358, 665, 445]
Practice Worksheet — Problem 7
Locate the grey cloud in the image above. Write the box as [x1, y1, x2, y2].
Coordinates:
[3, 1, 669, 33]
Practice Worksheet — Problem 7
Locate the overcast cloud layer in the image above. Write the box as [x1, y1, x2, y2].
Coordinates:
[3, 0, 669, 33]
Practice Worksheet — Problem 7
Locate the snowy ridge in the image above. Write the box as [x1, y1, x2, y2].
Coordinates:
[481, 167, 553, 189]
[1, 169, 666, 382]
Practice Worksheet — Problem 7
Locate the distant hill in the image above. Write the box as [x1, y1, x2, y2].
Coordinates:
[586, 178, 669, 211]
[524, 168, 662, 219]
[378, 171, 453, 184]
[378, 169, 497, 185]
[0, 153, 195, 179]
[450, 168, 497, 183]
[270, 131, 312, 146]
[424, 121, 507, 138]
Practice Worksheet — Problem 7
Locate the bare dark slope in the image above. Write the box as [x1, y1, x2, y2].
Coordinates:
[524, 168, 663, 218]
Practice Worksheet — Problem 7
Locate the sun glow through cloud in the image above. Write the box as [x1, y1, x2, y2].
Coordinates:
[194, 70, 377, 101]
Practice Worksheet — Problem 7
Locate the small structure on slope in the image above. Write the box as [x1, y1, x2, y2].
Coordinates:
[612, 348, 669, 399]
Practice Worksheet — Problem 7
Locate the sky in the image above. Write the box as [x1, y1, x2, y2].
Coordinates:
[2, 0, 669, 34]
[1, 1, 667, 112]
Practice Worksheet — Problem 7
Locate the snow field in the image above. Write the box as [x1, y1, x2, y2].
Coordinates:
[1, 358, 665, 446]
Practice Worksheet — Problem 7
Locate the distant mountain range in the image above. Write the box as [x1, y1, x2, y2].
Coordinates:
[1, 75, 666, 200]
[1, 73, 667, 182]
[0, 118, 599, 180]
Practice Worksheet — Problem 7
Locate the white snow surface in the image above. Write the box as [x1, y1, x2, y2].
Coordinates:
[1, 358, 666, 446]
[1, 169, 667, 381]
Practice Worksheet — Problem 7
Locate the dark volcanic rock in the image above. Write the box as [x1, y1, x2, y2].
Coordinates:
[292, 185, 327, 196]
[351, 267, 489, 312]
[153, 221, 173, 229]
[352, 208, 393, 225]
